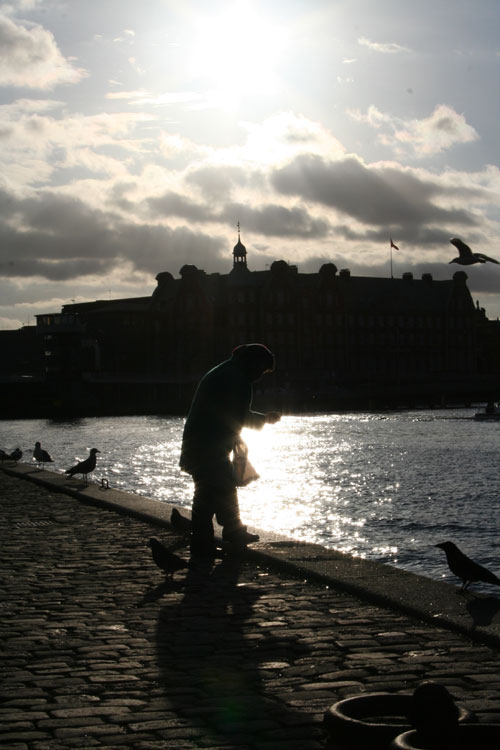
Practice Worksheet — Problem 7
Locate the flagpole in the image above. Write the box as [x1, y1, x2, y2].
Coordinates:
[389, 237, 399, 278]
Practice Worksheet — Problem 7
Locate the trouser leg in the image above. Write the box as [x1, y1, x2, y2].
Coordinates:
[190, 461, 243, 554]
[190, 487, 216, 556]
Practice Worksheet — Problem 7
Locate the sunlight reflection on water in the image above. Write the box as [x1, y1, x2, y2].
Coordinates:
[2, 409, 500, 585]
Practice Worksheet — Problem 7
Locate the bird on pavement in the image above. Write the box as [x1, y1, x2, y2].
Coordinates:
[9, 447, 22, 462]
[0, 449, 8, 462]
[435, 541, 500, 592]
[65, 448, 100, 481]
[170, 507, 192, 535]
[449, 237, 499, 265]
[149, 537, 189, 579]
[33, 441, 54, 468]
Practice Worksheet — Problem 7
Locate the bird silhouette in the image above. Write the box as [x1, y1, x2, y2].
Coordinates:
[170, 507, 192, 535]
[149, 537, 188, 578]
[9, 447, 22, 462]
[409, 681, 460, 746]
[449, 237, 499, 265]
[65, 448, 100, 481]
[435, 541, 500, 592]
[0, 449, 8, 462]
[33, 441, 53, 468]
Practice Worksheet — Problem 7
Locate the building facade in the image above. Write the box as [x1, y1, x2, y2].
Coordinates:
[2, 234, 498, 416]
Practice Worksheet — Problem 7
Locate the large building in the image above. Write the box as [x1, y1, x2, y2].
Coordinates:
[2, 233, 500, 416]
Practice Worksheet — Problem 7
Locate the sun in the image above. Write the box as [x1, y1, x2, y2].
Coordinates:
[189, 1, 287, 97]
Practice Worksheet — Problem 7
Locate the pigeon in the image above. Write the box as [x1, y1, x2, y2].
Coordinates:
[65, 448, 100, 481]
[9, 447, 22, 462]
[149, 537, 188, 578]
[33, 441, 53, 468]
[435, 541, 500, 592]
[449, 237, 499, 265]
[170, 507, 192, 535]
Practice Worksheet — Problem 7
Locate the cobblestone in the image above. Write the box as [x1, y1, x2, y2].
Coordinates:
[2, 468, 500, 749]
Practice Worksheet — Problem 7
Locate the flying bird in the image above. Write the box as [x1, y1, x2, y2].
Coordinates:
[435, 541, 500, 592]
[65, 448, 100, 481]
[149, 537, 188, 578]
[33, 441, 53, 468]
[449, 238, 499, 266]
[170, 507, 192, 535]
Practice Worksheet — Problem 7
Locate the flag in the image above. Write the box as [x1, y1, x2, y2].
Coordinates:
[390, 237, 399, 250]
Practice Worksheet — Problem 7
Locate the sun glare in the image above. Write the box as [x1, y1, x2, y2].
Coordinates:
[189, 2, 287, 96]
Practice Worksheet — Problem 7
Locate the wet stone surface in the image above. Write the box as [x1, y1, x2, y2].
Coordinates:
[1, 469, 500, 749]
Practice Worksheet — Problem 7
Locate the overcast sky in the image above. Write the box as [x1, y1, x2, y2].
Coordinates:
[1, 0, 500, 329]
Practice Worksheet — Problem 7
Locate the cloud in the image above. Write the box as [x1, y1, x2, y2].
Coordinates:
[349, 104, 479, 157]
[219, 202, 330, 239]
[271, 153, 482, 232]
[358, 36, 411, 54]
[0, 185, 228, 282]
[106, 89, 207, 107]
[0, 13, 87, 88]
[0, 99, 155, 188]
[147, 190, 331, 239]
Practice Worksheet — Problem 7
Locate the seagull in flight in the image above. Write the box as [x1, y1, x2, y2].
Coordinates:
[65, 448, 100, 481]
[449, 238, 499, 265]
[435, 541, 500, 592]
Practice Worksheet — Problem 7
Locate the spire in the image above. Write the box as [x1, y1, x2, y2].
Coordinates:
[232, 221, 247, 269]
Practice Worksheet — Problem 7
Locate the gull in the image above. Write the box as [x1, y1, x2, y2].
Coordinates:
[435, 541, 500, 592]
[8, 447, 22, 462]
[33, 441, 54, 468]
[149, 537, 189, 579]
[449, 238, 499, 265]
[65, 448, 100, 481]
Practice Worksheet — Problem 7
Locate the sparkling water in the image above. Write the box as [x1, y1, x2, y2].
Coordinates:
[2, 409, 499, 587]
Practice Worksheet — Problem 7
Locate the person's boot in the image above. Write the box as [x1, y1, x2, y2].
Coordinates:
[222, 525, 260, 549]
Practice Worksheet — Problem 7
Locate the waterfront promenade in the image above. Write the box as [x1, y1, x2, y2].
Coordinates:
[1, 465, 500, 750]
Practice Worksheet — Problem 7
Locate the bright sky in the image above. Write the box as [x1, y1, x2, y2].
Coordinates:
[1, 0, 500, 329]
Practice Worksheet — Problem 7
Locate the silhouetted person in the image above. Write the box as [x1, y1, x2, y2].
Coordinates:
[449, 237, 499, 265]
[180, 344, 280, 558]
[435, 541, 500, 592]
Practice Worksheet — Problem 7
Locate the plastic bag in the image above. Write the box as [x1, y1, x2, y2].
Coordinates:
[232, 438, 260, 486]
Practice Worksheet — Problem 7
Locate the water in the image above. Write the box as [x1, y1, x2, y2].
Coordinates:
[2, 410, 499, 588]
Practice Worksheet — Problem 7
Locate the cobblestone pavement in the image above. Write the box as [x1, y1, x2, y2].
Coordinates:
[1, 469, 500, 750]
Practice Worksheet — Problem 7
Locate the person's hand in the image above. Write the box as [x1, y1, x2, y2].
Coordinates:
[265, 411, 281, 424]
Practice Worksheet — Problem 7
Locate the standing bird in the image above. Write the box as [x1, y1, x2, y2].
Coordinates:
[435, 541, 500, 592]
[65, 448, 100, 481]
[149, 537, 188, 579]
[449, 237, 499, 265]
[33, 441, 53, 468]
[170, 507, 192, 535]
[9, 447, 22, 462]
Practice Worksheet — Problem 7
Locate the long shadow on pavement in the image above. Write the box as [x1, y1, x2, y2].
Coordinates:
[155, 556, 316, 748]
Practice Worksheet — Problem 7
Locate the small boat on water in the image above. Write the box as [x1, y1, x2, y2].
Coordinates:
[474, 402, 500, 420]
